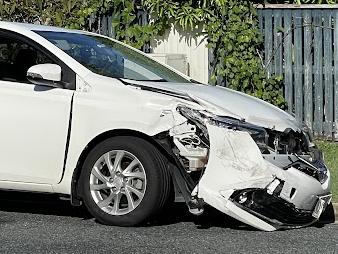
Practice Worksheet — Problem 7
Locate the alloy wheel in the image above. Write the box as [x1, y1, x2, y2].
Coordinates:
[89, 150, 147, 215]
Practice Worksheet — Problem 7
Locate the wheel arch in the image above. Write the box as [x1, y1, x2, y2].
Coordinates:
[70, 128, 172, 205]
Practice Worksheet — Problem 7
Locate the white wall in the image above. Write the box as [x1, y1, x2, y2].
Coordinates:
[150, 25, 209, 84]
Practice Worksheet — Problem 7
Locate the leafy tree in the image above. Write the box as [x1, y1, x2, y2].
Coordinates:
[0, 0, 81, 25]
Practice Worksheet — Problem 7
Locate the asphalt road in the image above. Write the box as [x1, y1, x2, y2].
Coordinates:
[0, 191, 336, 254]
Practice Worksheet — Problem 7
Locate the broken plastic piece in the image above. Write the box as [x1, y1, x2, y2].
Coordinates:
[267, 178, 281, 195]
[188, 197, 204, 216]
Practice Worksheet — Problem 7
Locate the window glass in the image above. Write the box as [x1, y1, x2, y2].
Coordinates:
[36, 31, 190, 83]
[0, 37, 53, 83]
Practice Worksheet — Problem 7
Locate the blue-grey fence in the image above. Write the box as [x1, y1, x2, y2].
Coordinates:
[257, 5, 338, 139]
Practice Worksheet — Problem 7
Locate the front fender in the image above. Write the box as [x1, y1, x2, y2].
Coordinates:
[52, 90, 188, 195]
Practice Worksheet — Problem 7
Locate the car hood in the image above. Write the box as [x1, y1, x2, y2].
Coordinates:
[123, 80, 302, 132]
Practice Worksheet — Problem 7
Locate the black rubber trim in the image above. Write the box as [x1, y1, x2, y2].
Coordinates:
[230, 189, 318, 230]
[117, 78, 197, 103]
[232, 201, 317, 230]
[153, 134, 196, 205]
[59, 93, 75, 184]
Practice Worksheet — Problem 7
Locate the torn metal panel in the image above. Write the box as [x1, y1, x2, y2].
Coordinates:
[198, 124, 275, 191]
[193, 124, 276, 231]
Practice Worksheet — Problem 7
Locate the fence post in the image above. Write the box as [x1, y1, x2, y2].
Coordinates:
[313, 10, 324, 136]
[303, 9, 313, 130]
[273, 10, 283, 77]
[283, 10, 293, 113]
[334, 12, 338, 139]
[264, 9, 273, 77]
[323, 10, 334, 138]
[293, 9, 303, 122]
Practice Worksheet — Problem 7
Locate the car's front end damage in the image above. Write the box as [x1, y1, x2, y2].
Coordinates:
[166, 105, 331, 231]
[124, 81, 332, 231]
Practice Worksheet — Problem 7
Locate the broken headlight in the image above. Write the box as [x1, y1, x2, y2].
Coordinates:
[286, 152, 329, 184]
[211, 116, 268, 146]
[177, 106, 268, 147]
[177, 106, 210, 142]
[313, 160, 329, 184]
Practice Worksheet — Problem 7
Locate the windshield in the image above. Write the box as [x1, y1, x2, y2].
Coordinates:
[35, 31, 190, 83]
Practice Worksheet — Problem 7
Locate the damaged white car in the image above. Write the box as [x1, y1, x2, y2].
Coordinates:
[0, 22, 331, 231]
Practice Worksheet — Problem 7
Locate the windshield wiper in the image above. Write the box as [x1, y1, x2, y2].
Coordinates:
[117, 78, 200, 103]
[190, 79, 205, 85]
[135, 78, 168, 82]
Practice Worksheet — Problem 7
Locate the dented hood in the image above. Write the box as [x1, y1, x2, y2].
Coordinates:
[126, 80, 302, 132]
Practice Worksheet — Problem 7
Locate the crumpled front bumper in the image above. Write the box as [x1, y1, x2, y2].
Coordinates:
[195, 124, 331, 231]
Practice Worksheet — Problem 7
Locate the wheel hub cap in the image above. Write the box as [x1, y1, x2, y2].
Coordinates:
[111, 176, 123, 190]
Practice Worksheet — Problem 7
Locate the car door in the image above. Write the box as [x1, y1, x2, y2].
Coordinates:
[0, 31, 75, 184]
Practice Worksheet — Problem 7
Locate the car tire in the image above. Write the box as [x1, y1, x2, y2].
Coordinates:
[79, 136, 171, 226]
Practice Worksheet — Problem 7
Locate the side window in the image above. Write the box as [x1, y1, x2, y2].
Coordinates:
[0, 37, 54, 83]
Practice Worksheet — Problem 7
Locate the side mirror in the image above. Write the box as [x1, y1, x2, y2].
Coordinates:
[27, 64, 63, 88]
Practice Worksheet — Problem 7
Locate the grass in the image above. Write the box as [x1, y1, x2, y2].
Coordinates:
[316, 140, 338, 202]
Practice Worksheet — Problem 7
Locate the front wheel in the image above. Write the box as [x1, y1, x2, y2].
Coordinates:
[79, 136, 171, 226]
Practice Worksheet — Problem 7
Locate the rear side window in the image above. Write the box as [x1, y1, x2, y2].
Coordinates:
[0, 37, 53, 83]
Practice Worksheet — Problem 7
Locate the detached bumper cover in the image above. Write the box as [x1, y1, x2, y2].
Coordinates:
[195, 124, 331, 231]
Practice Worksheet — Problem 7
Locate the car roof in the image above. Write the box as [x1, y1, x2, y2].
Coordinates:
[0, 21, 91, 34]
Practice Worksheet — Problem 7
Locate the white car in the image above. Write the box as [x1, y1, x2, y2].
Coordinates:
[0, 22, 331, 231]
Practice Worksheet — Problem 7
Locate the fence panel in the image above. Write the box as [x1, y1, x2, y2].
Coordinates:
[273, 10, 283, 76]
[264, 9, 273, 77]
[323, 11, 334, 135]
[313, 10, 324, 136]
[293, 9, 303, 121]
[283, 10, 293, 114]
[303, 10, 313, 129]
[258, 5, 338, 139]
[335, 12, 338, 133]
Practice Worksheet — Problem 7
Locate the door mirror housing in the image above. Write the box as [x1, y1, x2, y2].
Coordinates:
[27, 64, 64, 88]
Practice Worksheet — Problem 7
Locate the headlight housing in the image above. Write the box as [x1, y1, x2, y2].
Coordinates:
[177, 106, 209, 142]
[177, 105, 268, 146]
[210, 116, 268, 145]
